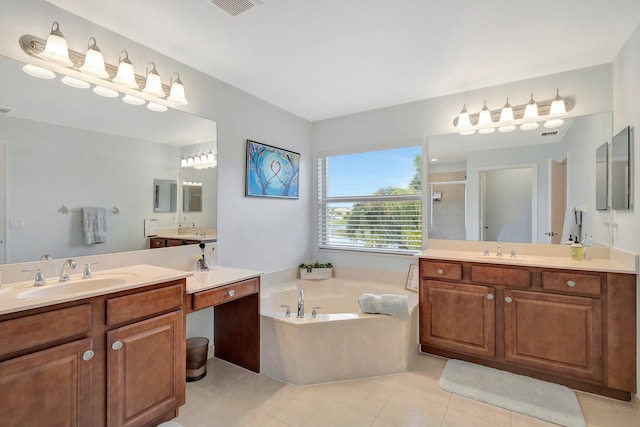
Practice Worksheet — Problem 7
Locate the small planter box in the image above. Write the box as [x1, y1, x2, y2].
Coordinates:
[299, 267, 333, 280]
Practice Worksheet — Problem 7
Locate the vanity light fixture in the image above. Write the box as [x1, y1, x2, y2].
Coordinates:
[455, 104, 475, 135]
[80, 37, 110, 79]
[142, 62, 165, 98]
[544, 89, 566, 128]
[39, 21, 73, 67]
[181, 149, 218, 169]
[498, 97, 516, 133]
[19, 22, 190, 113]
[477, 101, 495, 134]
[453, 90, 573, 135]
[167, 73, 188, 105]
[112, 50, 138, 88]
[520, 93, 540, 131]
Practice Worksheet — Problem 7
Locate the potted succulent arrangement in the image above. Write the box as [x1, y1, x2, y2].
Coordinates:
[299, 262, 333, 280]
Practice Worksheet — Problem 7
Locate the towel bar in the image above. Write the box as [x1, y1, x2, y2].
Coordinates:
[61, 205, 120, 214]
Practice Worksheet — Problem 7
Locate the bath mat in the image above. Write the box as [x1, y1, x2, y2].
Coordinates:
[439, 359, 586, 427]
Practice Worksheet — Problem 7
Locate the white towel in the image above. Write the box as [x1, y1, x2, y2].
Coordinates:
[82, 207, 107, 245]
[358, 293, 410, 319]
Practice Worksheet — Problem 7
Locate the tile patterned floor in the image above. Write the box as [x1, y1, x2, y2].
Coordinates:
[174, 354, 640, 427]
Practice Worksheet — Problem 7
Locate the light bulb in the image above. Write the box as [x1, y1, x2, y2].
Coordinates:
[549, 89, 566, 116]
[112, 50, 138, 88]
[39, 21, 73, 67]
[478, 101, 495, 134]
[142, 62, 166, 98]
[167, 72, 188, 105]
[80, 37, 110, 79]
[520, 93, 540, 130]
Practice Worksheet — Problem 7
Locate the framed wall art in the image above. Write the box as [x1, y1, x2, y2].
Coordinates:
[246, 140, 300, 199]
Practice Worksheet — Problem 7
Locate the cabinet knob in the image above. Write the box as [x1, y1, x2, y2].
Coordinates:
[228, 289, 236, 297]
[111, 341, 123, 351]
[82, 350, 94, 361]
[486, 294, 494, 300]
[505, 296, 513, 303]
[436, 268, 444, 275]
[566, 280, 576, 287]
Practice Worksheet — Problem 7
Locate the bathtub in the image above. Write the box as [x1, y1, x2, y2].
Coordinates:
[260, 278, 419, 386]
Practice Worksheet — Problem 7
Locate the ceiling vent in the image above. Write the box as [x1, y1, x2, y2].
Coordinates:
[208, 0, 262, 16]
[541, 131, 558, 137]
[0, 106, 12, 114]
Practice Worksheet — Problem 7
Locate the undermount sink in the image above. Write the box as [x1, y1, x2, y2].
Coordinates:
[16, 275, 131, 300]
[471, 254, 539, 263]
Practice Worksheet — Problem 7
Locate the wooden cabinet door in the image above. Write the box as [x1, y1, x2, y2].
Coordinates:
[107, 311, 185, 427]
[504, 290, 602, 381]
[0, 338, 93, 427]
[421, 280, 496, 358]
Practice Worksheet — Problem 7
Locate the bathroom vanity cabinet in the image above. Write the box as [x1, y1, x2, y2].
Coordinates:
[0, 279, 185, 427]
[419, 258, 636, 400]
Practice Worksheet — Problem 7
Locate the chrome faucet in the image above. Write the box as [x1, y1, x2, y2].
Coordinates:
[297, 289, 305, 318]
[59, 259, 77, 282]
[496, 242, 503, 257]
[22, 268, 47, 286]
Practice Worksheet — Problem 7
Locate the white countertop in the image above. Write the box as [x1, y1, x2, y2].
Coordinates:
[186, 266, 262, 294]
[418, 249, 637, 274]
[0, 264, 192, 316]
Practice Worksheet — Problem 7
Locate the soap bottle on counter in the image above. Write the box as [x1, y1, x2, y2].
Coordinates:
[571, 237, 584, 260]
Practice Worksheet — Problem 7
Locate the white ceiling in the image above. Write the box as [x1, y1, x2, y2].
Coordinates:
[45, 0, 640, 122]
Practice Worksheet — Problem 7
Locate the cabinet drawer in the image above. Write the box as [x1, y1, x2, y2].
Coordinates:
[471, 265, 531, 288]
[0, 304, 92, 357]
[192, 278, 259, 310]
[421, 260, 462, 280]
[150, 238, 165, 248]
[106, 282, 184, 326]
[541, 271, 601, 296]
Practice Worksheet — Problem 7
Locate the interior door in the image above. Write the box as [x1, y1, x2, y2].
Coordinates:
[549, 159, 566, 244]
[480, 167, 533, 243]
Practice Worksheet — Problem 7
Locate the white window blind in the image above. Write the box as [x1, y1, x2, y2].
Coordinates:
[317, 146, 422, 254]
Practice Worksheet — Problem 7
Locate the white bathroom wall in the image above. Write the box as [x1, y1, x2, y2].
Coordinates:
[0, 116, 179, 262]
[612, 22, 640, 399]
[312, 65, 613, 271]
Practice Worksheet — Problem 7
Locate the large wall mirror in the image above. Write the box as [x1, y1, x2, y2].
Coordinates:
[427, 112, 613, 246]
[0, 54, 217, 263]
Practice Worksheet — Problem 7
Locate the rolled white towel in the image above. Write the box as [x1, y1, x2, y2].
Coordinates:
[358, 293, 410, 320]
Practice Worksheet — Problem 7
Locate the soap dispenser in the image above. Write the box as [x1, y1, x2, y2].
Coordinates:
[197, 243, 210, 271]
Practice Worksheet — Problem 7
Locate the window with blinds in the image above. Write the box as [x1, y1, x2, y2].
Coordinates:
[317, 145, 423, 254]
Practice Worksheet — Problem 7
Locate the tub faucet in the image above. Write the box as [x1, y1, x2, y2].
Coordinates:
[59, 259, 77, 282]
[297, 289, 304, 318]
